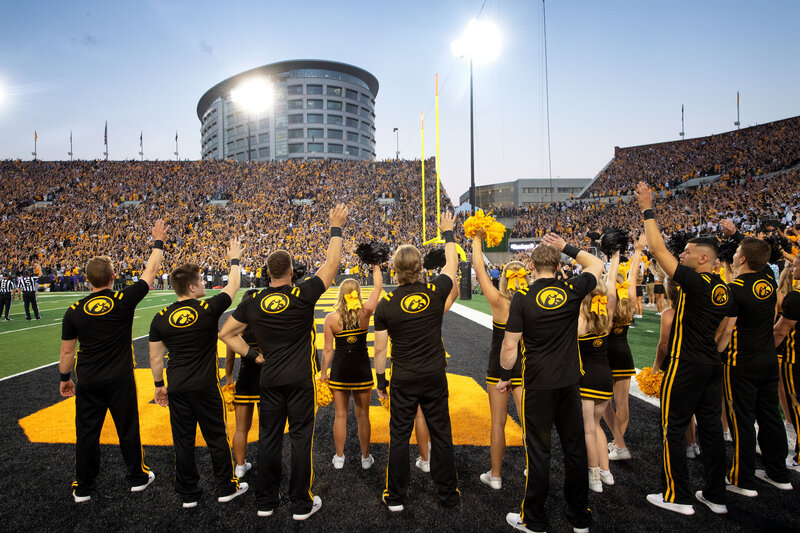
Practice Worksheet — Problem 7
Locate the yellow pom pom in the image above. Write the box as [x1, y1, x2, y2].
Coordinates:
[315, 373, 333, 407]
[463, 209, 489, 239]
[485, 221, 506, 248]
[221, 383, 236, 411]
[635, 367, 663, 398]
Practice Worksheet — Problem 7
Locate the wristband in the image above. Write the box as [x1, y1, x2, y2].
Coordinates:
[244, 348, 260, 362]
[330, 227, 343, 238]
[230, 259, 240, 266]
[60, 372, 71, 382]
[731, 230, 744, 244]
[154, 380, 165, 388]
[499, 367, 513, 382]
[563, 244, 581, 259]
[153, 240, 164, 250]
[642, 209, 655, 220]
[442, 230, 455, 243]
[376, 372, 387, 390]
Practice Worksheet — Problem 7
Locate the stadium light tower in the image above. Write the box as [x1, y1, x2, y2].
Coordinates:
[230, 78, 273, 162]
[452, 18, 501, 214]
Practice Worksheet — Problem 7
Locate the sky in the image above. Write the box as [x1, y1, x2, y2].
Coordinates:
[1, 0, 798, 202]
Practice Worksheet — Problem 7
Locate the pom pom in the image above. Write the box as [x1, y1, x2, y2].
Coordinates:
[464, 209, 507, 248]
[599, 227, 629, 259]
[380, 391, 390, 411]
[423, 248, 447, 270]
[717, 239, 738, 264]
[485, 221, 506, 248]
[221, 383, 236, 412]
[666, 231, 694, 259]
[356, 242, 391, 265]
[291, 260, 307, 283]
[635, 368, 663, 398]
[764, 234, 791, 264]
[314, 373, 333, 407]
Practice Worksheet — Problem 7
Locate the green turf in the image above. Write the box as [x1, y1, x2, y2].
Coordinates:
[454, 293, 493, 315]
[0, 289, 245, 379]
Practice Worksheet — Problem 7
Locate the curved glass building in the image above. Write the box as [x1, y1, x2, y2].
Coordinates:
[197, 60, 379, 162]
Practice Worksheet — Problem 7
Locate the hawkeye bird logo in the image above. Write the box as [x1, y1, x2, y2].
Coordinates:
[347, 336, 358, 344]
[536, 287, 567, 310]
[401, 293, 430, 313]
[752, 280, 774, 300]
[261, 293, 290, 314]
[85, 296, 114, 316]
[593, 338, 604, 348]
[169, 307, 198, 328]
[614, 327, 623, 334]
[712, 284, 729, 306]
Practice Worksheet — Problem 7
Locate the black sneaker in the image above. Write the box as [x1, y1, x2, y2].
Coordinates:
[26, 317, 32, 321]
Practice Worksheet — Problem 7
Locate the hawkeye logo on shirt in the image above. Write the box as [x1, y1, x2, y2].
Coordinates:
[347, 336, 357, 344]
[261, 293, 290, 314]
[536, 287, 567, 310]
[169, 307, 198, 328]
[712, 284, 729, 306]
[752, 280, 774, 300]
[85, 296, 114, 316]
[593, 338, 604, 348]
[613, 327, 623, 334]
[401, 293, 430, 313]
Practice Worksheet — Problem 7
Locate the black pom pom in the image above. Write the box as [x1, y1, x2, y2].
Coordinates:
[599, 227, 629, 259]
[291, 260, 307, 283]
[717, 239, 738, 264]
[666, 231, 694, 259]
[423, 248, 447, 270]
[764, 234, 790, 264]
[355, 242, 391, 265]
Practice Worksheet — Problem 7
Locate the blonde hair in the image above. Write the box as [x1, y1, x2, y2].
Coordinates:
[613, 272, 634, 326]
[499, 261, 530, 301]
[778, 265, 794, 296]
[393, 245, 422, 285]
[580, 282, 610, 336]
[86, 255, 114, 288]
[335, 278, 362, 330]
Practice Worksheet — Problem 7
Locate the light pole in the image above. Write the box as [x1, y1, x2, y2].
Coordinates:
[231, 79, 272, 162]
[452, 18, 501, 214]
[393, 127, 399, 160]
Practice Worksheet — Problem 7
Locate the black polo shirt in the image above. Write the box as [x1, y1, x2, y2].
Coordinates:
[725, 268, 777, 366]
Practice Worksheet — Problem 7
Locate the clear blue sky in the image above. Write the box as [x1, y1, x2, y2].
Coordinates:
[1, 0, 798, 201]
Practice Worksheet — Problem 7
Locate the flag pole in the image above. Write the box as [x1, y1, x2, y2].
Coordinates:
[421, 112, 426, 244]
[139, 131, 144, 161]
[33, 131, 38, 160]
[174, 131, 179, 161]
[68, 131, 73, 161]
[734, 91, 740, 129]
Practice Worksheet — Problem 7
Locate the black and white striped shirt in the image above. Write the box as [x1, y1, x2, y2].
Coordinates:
[17, 276, 38, 292]
[0, 279, 15, 293]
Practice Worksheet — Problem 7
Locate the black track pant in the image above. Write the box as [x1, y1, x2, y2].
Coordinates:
[256, 384, 315, 514]
[168, 387, 239, 502]
[780, 361, 800, 462]
[23, 291, 39, 319]
[518, 384, 590, 532]
[72, 373, 150, 496]
[660, 359, 726, 505]
[383, 371, 460, 508]
[0, 293, 11, 318]
[724, 363, 789, 488]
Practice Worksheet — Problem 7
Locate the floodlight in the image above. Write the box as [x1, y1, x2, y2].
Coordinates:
[451, 18, 501, 64]
[230, 78, 273, 113]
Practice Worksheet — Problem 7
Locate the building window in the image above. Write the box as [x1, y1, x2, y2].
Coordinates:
[359, 94, 371, 106]
[328, 114, 343, 125]
[360, 121, 371, 132]
[327, 100, 342, 111]
[346, 117, 359, 128]
[306, 84, 323, 94]
[236, 139, 246, 148]
[346, 89, 358, 100]
[307, 128, 324, 140]
[235, 125, 244, 135]
[258, 133, 269, 143]
[288, 143, 304, 153]
[347, 145, 359, 156]
[288, 129, 304, 139]
[288, 114, 303, 124]
[347, 132, 359, 142]
[360, 135, 371, 146]
[327, 86, 342, 96]
[327, 129, 343, 139]
[258, 147, 269, 158]
[328, 143, 343, 154]
[288, 85, 303, 95]
[307, 99, 323, 109]
[346, 103, 359, 114]
[308, 142, 324, 152]
[307, 113, 324, 124]
[258, 119, 269, 129]
[359, 107, 371, 118]
[288, 100, 303, 110]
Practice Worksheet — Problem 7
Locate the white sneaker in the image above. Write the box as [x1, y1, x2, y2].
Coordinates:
[755, 469, 793, 490]
[382, 493, 404, 512]
[608, 444, 631, 461]
[588, 467, 602, 493]
[599, 469, 615, 486]
[725, 477, 758, 498]
[786, 457, 800, 472]
[480, 470, 502, 490]
[686, 445, 697, 459]
[695, 491, 728, 514]
[292, 495, 322, 520]
[218, 482, 249, 502]
[524, 468, 527, 476]
[646, 493, 695, 515]
[723, 431, 732, 442]
[73, 491, 91, 503]
[505, 512, 541, 532]
[332, 454, 345, 469]
[416, 456, 430, 473]
[361, 454, 375, 470]
[235, 462, 252, 478]
[182, 501, 197, 509]
[131, 471, 156, 492]
[257, 509, 274, 517]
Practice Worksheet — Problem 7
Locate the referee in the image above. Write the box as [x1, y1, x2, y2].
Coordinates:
[149, 238, 247, 508]
[0, 272, 14, 320]
[17, 268, 42, 320]
[59, 219, 168, 503]
[636, 181, 730, 516]
[219, 204, 348, 520]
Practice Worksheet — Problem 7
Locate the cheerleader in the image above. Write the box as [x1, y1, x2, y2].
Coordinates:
[578, 251, 618, 492]
[320, 265, 383, 470]
[471, 227, 529, 490]
[606, 235, 644, 461]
